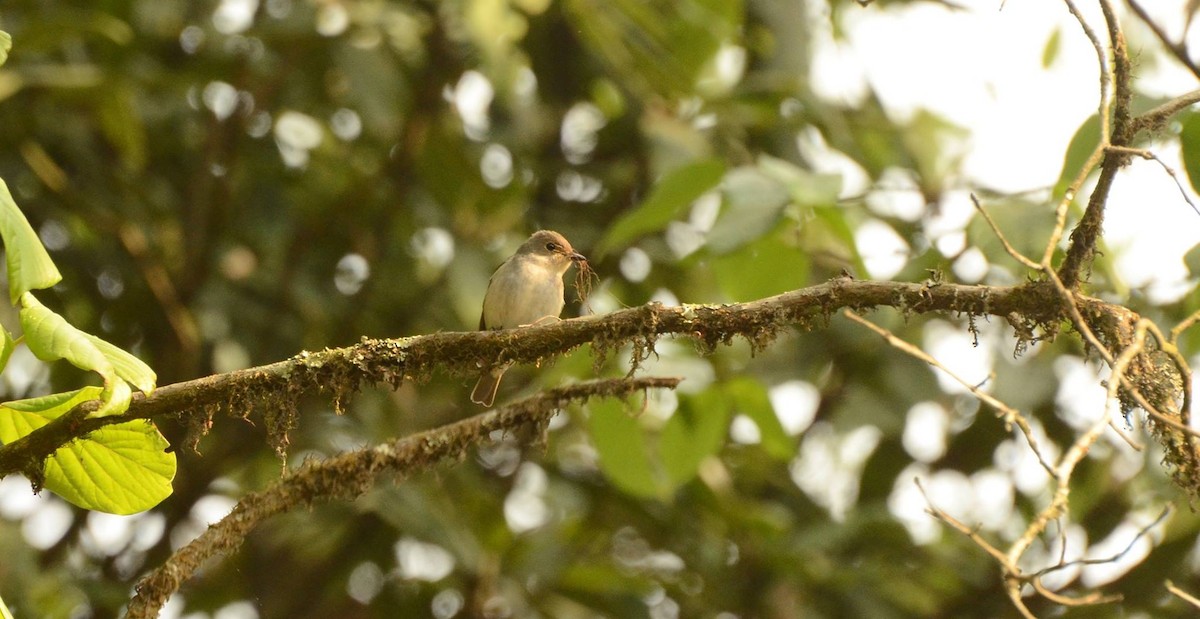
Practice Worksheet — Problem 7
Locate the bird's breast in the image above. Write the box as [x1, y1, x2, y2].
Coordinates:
[482, 264, 567, 329]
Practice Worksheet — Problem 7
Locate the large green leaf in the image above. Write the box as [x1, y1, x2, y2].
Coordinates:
[19, 292, 113, 376]
[706, 165, 790, 254]
[596, 158, 726, 256]
[708, 155, 842, 259]
[587, 398, 660, 498]
[18, 292, 154, 416]
[725, 377, 795, 461]
[1180, 112, 1200, 197]
[0, 388, 176, 514]
[0, 180, 62, 304]
[711, 232, 810, 301]
[659, 390, 730, 487]
[807, 204, 869, 277]
[759, 154, 843, 209]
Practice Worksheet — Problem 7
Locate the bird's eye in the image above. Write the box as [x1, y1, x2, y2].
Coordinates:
[545, 242, 559, 252]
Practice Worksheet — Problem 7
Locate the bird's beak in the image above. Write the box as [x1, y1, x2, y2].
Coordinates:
[569, 252, 587, 263]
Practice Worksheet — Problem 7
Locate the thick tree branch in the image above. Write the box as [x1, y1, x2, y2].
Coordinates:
[0, 278, 1148, 481]
[122, 377, 679, 618]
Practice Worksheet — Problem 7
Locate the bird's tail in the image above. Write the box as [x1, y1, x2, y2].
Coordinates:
[471, 366, 506, 407]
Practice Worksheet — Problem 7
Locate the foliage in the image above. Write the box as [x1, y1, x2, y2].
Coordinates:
[0, 173, 168, 512]
[0, 387, 173, 514]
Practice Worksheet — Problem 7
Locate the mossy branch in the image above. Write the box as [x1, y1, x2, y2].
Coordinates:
[124, 377, 681, 619]
[0, 276, 1158, 482]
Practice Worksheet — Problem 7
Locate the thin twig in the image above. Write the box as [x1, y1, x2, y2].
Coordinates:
[1171, 307, 1200, 341]
[1032, 579, 1121, 606]
[970, 194, 1042, 270]
[1003, 584, 1039, 619]
[1167, 580, 1200, 609]
[1105, 146, 1200, 216]
[1045, 0, 1116, 267]
[1062, 0, 1113, 138]
[916, 479, 1037, 619]
[968, 194, 1149, 452]
[843, 310, 1056, 475]
[1028, 505, 1170, 578]
[916, 478, 1010, 564]
[1055, 0, 1135, 289]
[1044, 141, 1105, 267]
[1005, 317, 1145, 578]
[1106, 419, 1143, 451]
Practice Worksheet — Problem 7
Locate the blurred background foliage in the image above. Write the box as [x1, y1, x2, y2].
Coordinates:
[0, 0, 1199, 617]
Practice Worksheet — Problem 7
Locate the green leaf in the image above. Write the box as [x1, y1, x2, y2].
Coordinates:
[0, 387, 175, 514]
[94, 378, 132, 418]
[808, 205, 869, 277]
[45, 418, 174, 513]
[0, 324, 13, 374]
[95, 82, 148, 173]
[587, 398, 660, 498]
[659, 391, 730, 488]
[18, 292, 154, 417]
[0, 31, 11, 68]
[758, 154, 842, 209]
[19, 292, 113, 377]
[902, 110, 969, 194]
[1184, 243, 1200, 279]
[596, 158, 726, 256]
[84, 333, 156, 394]
[726, 377, 795, 461]
[1042, 27, 1061, 68]
[0, 179, 62, 304]
[707, 156, 842, 255]
[711, 232, 809, 300]
[590, 78, 626, 119]
[1054, 114, 1101, 199]
[1180, 112, 1200, 197]
[0, 387, 101, 432]
[0, 592, 12, 619]
[965, 197, 1054, 269]
[706, 166, 790, 254]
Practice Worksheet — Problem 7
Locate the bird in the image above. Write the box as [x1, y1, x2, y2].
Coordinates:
[471, 230, 587, 407]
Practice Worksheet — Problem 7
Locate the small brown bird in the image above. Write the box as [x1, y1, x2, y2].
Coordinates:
[471, 230, 587, 407]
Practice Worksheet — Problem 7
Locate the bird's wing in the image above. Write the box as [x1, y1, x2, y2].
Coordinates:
[479, 256, 509, 330]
